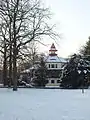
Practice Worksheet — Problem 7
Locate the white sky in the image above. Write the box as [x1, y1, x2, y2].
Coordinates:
[38, 0, 90, 58]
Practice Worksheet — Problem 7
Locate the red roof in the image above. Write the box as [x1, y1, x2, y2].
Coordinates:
[51, 43, 55, 48]
[49, 43, 57, 51]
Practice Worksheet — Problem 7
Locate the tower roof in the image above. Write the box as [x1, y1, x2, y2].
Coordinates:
[49, 43, 57, 52]
[49, 43, 57, 56]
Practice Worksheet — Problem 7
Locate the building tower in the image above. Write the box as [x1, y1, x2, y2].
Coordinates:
[49, 43, 57, 56]
[45, 43, 67, 87]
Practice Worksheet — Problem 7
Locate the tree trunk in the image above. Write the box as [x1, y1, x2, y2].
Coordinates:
[8, 18, 12, 88]
[8, 43, 12, 88]
[12, 11, 18, 91]
[3, 43, 7, 86]
[13, 45, 17, 91]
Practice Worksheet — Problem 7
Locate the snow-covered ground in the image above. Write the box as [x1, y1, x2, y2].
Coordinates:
[0, 88, 90, 120]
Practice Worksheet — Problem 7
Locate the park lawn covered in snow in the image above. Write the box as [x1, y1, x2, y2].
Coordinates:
[0, 88, 90, 120]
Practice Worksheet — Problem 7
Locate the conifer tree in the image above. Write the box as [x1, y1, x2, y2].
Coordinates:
[33, 56, 47, 87]
[80, 36, 90, 61]
[60, 54, 89, 89]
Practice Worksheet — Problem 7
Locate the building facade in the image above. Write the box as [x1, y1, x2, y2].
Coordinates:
[45, 43, 67, 86]
[19, 43, 67, 87]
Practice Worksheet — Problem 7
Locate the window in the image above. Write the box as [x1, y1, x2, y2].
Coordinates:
[57, 80, 60, 83]
[51, 64, 54, 68]
[49, 64, 50, 68]
[46, 80, 48, 83]
[51, 80, 54, 83]
[56, 64, 57, 68]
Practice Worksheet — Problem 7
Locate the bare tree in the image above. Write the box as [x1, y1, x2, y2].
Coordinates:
[0, 21, 9, 86]
[0, 0, 60, 91]
[17, 41, 38, 74]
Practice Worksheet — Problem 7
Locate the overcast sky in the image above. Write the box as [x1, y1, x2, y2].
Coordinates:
[38, 0, 90, 58]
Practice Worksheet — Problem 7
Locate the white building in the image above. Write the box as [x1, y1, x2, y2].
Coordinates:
[45, 43, 67, 87]
[20, 43, 67, 87]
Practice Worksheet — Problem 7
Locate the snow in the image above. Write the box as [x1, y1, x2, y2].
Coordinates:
[46, 56, 67, 63]
[45, 85, 60, 88]
[59, 57, 67, 63]
[0, 84, 3, 87]
[0, 88, 90, 120]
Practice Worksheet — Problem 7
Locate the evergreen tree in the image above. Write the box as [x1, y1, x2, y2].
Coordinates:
[80, 36, 90, 61]
[60, 54, 89, 89]
[33, 56, 47, 87]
